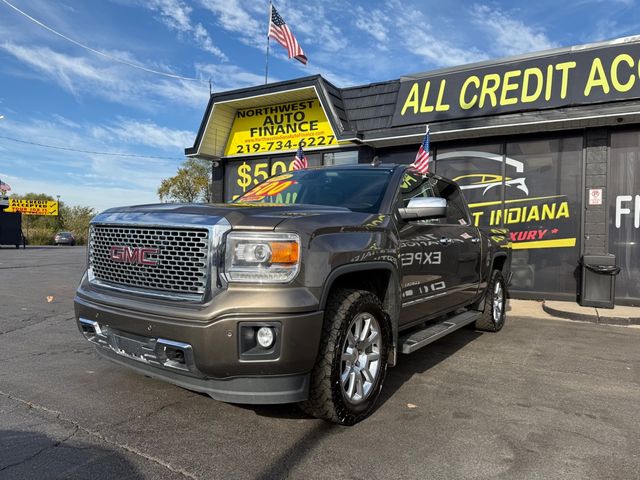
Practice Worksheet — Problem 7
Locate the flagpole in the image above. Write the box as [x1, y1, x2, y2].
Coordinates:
[264, 0, 272, 84]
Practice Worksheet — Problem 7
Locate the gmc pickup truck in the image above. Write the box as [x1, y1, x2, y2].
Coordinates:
[75, 164, 511, 425]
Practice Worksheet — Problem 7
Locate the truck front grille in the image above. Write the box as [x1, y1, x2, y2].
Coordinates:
[88, 224, 210, 298]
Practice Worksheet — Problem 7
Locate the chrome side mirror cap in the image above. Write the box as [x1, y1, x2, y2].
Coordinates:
[398, 197, 447, 221]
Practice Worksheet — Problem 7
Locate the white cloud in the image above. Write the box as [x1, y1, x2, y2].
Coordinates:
[1, 42, 105, 96]
[354, 7, 389, 45]
[0, 41, 211, 109]
[145, 0, 227, 60]
[0, 116, 186, 210]
[1, 40, 275, 107]
[91, 119, 194, 151]
[391, 4, 487, 68]
[404, 31, 487, 68]
[51, 114, 82, 129]
[275, 2, 344, 53]
[197, 0, 364, 85]
[198, 0, 265, 49]
[471, 4, 558, 56]
[572, 0, 634, 6]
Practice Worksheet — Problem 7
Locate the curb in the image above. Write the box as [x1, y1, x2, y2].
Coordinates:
[542, 302, 598, 323]
[542, 301, 640, 326]
[601, 312, 640, 326]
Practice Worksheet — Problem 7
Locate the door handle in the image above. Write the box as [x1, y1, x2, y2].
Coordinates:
[439, 237, 452, 245]
[471, 237, 480, 244]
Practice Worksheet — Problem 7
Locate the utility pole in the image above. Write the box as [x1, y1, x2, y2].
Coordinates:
[56, 195, 61, 229]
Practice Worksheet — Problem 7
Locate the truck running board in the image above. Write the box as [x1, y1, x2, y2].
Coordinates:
[399, 310, 481, 354]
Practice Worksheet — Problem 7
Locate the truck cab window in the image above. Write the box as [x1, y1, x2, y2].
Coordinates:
[399, 171, 438, 207]
[435, 179, 471, 225]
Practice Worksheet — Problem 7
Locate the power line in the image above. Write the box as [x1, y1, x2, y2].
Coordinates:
[0, 135, 185, 161]
[0, 0, 208, 84]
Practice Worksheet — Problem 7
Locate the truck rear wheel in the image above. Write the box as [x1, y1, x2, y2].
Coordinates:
[300, 288, 389, 425]
[475, 270, 506, 332]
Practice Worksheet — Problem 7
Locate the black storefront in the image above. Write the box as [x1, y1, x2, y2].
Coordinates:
[186, 37, 640, 306]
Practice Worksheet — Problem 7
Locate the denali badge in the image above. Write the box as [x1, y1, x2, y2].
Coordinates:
[110, 246, 159, 266]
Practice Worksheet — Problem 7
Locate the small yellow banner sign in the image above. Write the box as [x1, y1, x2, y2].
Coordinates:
[6, 199, 59, 216]
[224, 99, 340, 157]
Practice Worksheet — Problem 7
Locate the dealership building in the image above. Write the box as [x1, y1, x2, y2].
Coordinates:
[186, 37, 640, 305]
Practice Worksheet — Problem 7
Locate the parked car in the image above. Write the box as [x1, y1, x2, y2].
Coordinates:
[75, 164, 511, 425]
[54, 231, 76, 246]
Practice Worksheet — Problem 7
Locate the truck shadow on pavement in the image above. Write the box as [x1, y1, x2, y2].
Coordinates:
[242, 328, 481, 480]
[252, 421, 336, 480]
[379, 326, 482, 405]
[244, 326, 482, 421]
[0, 429, 142, 480]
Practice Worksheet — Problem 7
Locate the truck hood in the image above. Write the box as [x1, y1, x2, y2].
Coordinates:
[94, 202, 355, 230]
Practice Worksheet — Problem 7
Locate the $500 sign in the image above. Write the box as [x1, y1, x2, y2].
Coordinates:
[231, 159, 296, 200]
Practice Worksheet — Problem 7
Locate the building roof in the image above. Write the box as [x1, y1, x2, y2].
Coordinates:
[186, 35, 640, 157]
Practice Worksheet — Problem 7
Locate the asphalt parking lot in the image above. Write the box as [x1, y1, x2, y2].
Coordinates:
[1, 247, 639, 480]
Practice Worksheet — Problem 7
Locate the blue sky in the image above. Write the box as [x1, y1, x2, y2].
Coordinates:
[0, 0, 638, 211]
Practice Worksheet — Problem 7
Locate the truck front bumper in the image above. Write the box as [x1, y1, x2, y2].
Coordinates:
[74, 296, 323, 404]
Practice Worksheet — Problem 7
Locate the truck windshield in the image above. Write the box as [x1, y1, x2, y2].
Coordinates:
[235, 168, 393, 213]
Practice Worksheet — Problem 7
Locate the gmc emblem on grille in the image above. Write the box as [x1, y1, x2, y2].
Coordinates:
[110, 246, 159, 266]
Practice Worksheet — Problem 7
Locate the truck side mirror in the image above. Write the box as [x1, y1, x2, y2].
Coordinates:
[398, 197, 447, 221]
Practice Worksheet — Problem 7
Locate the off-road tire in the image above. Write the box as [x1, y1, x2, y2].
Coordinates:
[299, 288, 390, 425]
[475, 270, 506, 332]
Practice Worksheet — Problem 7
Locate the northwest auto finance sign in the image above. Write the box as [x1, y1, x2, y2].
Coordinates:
[224, 98, 339, 157]
[5, 199, 59, 216]
[392, 41, 640, 126]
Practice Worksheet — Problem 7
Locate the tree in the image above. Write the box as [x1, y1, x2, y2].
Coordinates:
[158, 158, 211, 203]
[61, 205, 96, 244]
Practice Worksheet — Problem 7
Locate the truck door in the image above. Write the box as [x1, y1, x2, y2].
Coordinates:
[397, 172, 463, 325]
[435, 178, 483, 306]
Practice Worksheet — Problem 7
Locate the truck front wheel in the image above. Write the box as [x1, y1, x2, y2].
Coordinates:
[300, 288, 390, 425]
[475, 270, 506, 332]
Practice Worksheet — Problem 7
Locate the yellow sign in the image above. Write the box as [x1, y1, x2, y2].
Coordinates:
[224, 99, 339, 156]
[392, 42, 640, 126]
[467, 195, 577, 250]
[234, 159, 296, 199]
[6, 199, 59, 216]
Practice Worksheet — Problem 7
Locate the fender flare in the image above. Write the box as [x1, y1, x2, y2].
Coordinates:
[490, 252, 508, 271]
[477, 252, 510, 304]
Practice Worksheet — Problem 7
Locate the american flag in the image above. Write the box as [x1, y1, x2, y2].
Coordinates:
[412, 126, 431, 174]
[292, 145, 308, 170]
[0, 179, 11, 192]
[269, 4, 307, 65]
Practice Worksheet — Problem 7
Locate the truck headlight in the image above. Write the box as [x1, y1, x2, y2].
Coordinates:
[223, 232, 300, 283]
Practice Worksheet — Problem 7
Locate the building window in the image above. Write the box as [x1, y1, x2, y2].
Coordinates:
[435, 135, 583, 297]
[609, 130, 640, 304]
[505, 136, 582, 296]
[434, 143, 502, 229]
[323, 150, 358, 165]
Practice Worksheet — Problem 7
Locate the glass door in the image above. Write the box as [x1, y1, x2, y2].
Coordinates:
[609, 131, 640, 304]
